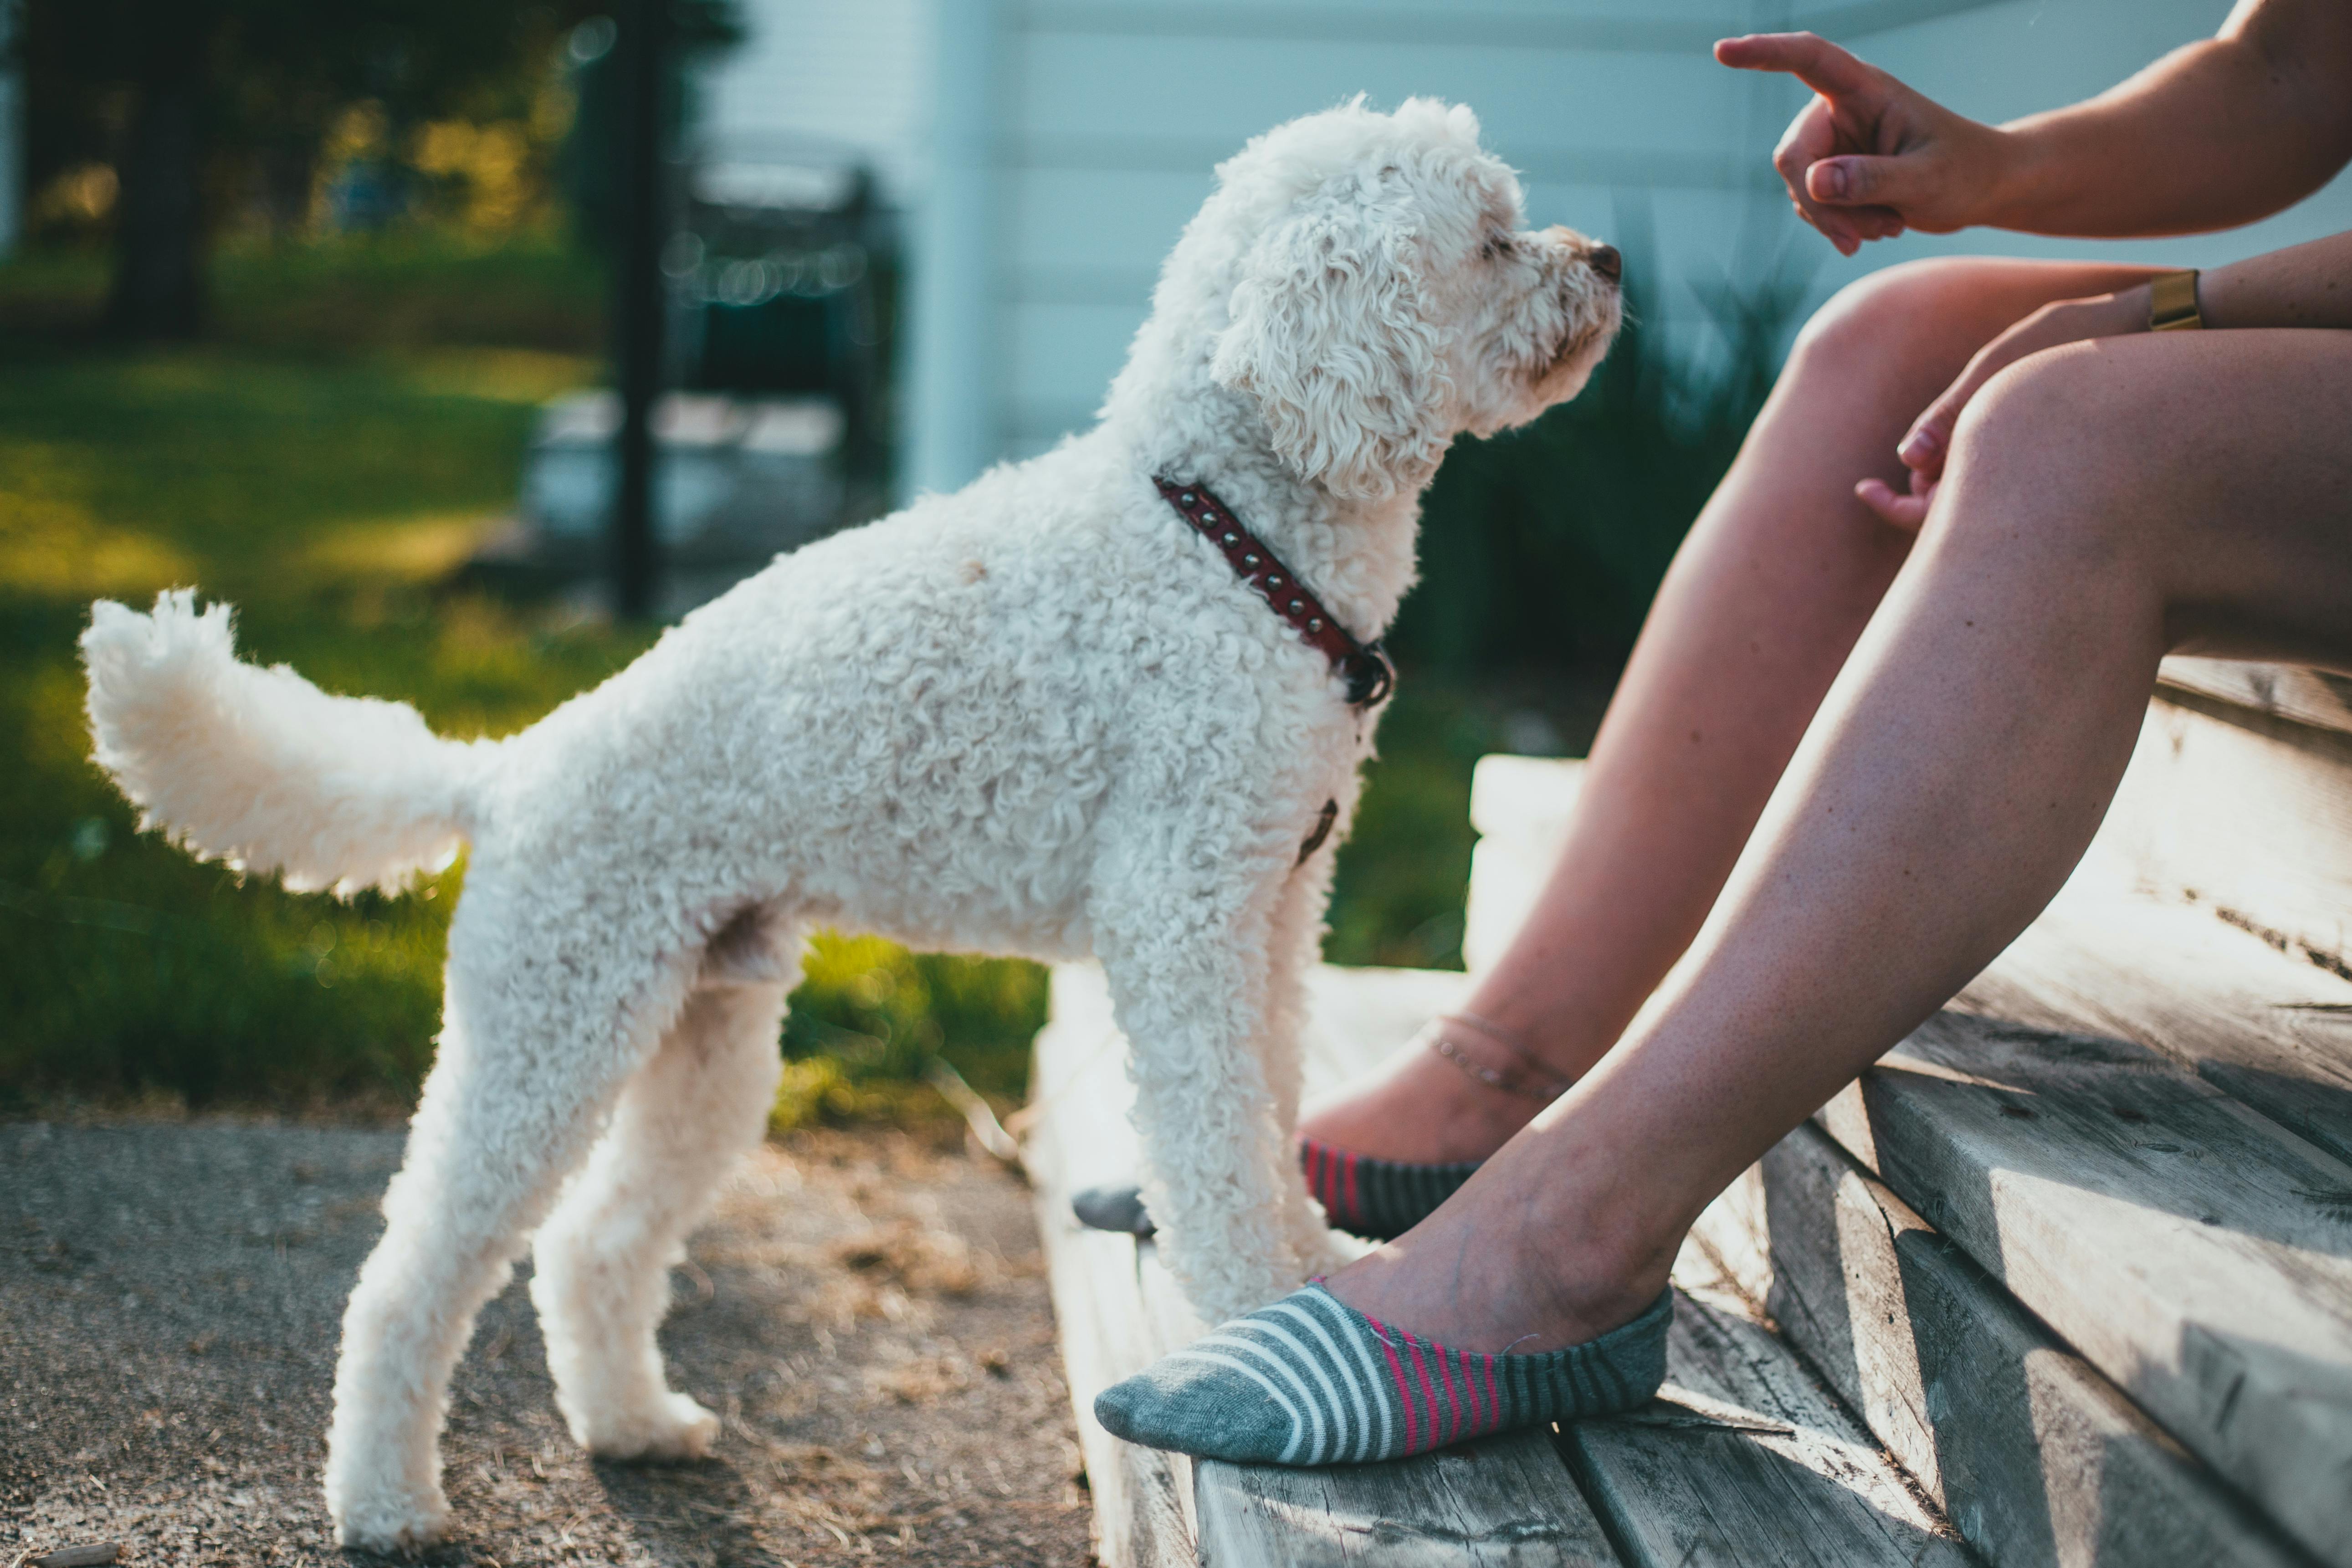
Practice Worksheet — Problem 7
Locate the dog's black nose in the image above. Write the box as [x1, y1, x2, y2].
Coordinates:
[1589, 244, 1622, 284]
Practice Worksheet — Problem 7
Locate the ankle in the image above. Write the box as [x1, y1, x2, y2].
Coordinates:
[1425, 1013, 1576, 1103]
[1514, 1212, 1680, 1345]
[1454, 987, 1619, 1086]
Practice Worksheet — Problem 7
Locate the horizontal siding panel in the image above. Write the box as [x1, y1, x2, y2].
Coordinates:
[1005, 33, 1746, 158]
[1005, 300, 1145, 425]
[1003, 168, 1214, 277]
[1012, 1, 2009, 50]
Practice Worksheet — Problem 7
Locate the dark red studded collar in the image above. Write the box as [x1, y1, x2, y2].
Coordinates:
[1154, 476, 1394, 708]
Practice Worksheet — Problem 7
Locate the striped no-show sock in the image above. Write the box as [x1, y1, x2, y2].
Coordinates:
[1072, 1138, 1482, 1243]
[1299, 1136, 1481, 1240]
[1094, 1283, 1673, 1466]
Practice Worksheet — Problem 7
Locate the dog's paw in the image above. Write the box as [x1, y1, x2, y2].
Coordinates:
[328, 1481, 451, 1554]
[580, 1392, 722, 1461]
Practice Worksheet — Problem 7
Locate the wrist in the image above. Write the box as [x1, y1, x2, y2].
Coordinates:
[1975, 123, 2055, 231]
[2113, 282, 2157, 335]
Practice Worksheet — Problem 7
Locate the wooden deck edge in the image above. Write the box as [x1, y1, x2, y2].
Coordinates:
[2157, 658, 2352, 741]
[1029, 1126, 1197, 1566]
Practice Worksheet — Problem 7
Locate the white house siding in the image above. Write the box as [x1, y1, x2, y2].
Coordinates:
[695, 1, 2352, 497]
[697, 0, 934, 201]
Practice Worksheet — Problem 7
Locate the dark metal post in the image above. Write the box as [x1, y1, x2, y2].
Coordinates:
[611, 0, 668, 619]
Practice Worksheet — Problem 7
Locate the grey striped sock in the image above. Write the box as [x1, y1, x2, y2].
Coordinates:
[1074, 1138, 1481, 1244]
[1094, 1283, 1672, 1465]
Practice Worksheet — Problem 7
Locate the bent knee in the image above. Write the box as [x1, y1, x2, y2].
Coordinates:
[1789, 258, 2017, 371]
[1934, 342, 2151, 561]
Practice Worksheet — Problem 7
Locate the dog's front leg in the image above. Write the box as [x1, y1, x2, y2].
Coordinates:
[1092, 853, 1301, 1326]
[1262, 849, 1350, 1279]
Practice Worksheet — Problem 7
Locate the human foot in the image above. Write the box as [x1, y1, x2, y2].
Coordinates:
[1298, 1012, 1577, 1166]
[1093, 1281, 1671, 1464]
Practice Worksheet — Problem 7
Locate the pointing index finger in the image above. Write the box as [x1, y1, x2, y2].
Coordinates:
[1715, 31, 1875, 99]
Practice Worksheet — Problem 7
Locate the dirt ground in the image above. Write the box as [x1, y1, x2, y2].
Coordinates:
[0, 1117, 1095, 1567]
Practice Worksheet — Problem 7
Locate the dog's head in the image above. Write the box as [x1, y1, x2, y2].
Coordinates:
[1205, 98, 1620, 502]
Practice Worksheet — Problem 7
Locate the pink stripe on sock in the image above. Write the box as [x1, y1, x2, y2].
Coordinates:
[1404, 1336, 1442, 1451]
[1343, 1150, 1360, 1223]
[1437, 1343, 1465, 1444]
[1370, 1317, 1417, 1453]
[1458, 1348, 1481, 1437]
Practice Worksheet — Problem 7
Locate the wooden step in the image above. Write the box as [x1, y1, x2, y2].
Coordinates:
[1030, 962, 1977, 1565]
[1690, 1125, 2314, 1568]
[1812, 1000, 2352, 1568]
[2096, 664, 2352, 976]
[1465, 723, 2352, 1567]
[1565, 1244, 1974, 1568]
[1966, 882, 2352, 1169]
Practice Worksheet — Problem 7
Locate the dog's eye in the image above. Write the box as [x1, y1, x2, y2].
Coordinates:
[1481, 235, 1512, 262]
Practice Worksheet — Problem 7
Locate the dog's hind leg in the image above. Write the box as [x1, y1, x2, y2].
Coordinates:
[322, 896, 696, 1553]
[531, 928, 794, 1459]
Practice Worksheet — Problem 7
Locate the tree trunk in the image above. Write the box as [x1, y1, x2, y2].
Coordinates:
[106, 56, 207, 339]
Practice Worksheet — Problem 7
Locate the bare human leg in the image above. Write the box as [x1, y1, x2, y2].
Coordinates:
[1326, 323, 2352, 1351]
[1303, 257, 2175, 1165]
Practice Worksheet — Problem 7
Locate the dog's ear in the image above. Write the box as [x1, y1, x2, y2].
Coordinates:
[1210, 187, 1450, 502]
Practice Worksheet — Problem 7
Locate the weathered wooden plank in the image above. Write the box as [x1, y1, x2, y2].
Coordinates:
[1032, 1202, 1199, 1568]
[1817, 1010, 2352, 1567]
[2159, 658, 2352, 739]
[1464, 757, 1583, 973]
[1561, 1259, 1976, 1568]
[1689, 1126, 2314, 1568]
[1961, 885, 2352, 1170]
[2092, 688, 2352, 976]
[1028, 968, 1197, 1568]
[1192, 1435, 1624, 1568]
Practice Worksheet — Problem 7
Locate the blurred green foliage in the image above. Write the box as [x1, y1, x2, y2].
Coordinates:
[1, 231, 608, 355]
[0, 240, 1042, 1122]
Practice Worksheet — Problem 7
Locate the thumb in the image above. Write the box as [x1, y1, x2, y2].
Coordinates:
[1898, 386, 1970, 477]
[1805, 153, 1923, 208]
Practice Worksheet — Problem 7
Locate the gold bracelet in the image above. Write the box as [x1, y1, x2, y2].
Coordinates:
[2149, 269, 2203, 332]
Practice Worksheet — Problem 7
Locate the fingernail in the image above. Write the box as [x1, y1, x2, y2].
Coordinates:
[1898, 429, 1937, 464]
[1819, 162, 1848, 199]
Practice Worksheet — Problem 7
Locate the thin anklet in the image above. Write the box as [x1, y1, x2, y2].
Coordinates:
[1425, 1012, 1574, 1102]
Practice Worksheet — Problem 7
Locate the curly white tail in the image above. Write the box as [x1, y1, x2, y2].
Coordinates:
[81, 590, 489, 894]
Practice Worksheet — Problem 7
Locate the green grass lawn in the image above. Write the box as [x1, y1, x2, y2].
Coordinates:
[0, 237, 1602, 1124]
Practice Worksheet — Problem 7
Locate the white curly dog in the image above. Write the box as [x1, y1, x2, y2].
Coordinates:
[80, 97, 1619, 1550]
